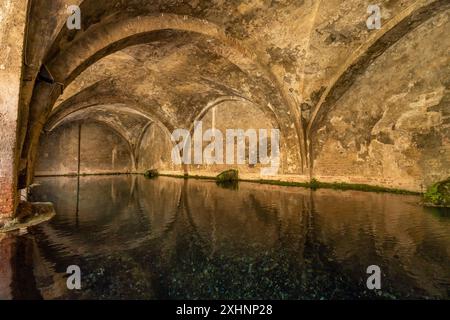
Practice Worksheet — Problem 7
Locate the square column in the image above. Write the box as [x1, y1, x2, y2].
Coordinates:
[0, 0, 29, 220]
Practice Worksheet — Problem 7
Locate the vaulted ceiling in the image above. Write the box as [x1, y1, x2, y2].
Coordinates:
[18, 0, 449, 184]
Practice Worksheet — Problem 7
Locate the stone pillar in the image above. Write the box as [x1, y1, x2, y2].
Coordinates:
[0, 1, 28, 220]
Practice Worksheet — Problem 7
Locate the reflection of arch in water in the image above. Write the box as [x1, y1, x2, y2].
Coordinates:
[32, 176, 313, 262]
[182, 179, 210, 254]
[133, 176, 183, 241]
[181, 179, 310, 258]
[31, 176, 183, 260]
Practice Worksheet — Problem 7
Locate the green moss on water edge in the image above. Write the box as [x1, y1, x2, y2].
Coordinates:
[424, 178, 450, 207]
[37, 171, 419, 196]
[216, 169, 239, 182]
[144, 169, 159, 179]
[156, 173, 419, 195]
[244, 179, 418, 195]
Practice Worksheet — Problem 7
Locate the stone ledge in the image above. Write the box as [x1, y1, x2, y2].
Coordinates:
[0, 202, 56, 233]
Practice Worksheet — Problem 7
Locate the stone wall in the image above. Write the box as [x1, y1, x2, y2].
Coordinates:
[35, 123, 79, 176]
[137, 123, 179, 173]
[187, 100, 280, 176]
[35, 121, 133, 176]
[312, 10, 450, 192]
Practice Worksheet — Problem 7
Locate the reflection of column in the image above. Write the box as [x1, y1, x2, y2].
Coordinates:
[10, 235, 42, 300]
[210, 188, 217, 258]
[0, 234, 42, 300]
[75, 176, 80, 229]
[302, 190, 318, 261]
[182, 180, 208, 252]
[0, 235, 14, 299]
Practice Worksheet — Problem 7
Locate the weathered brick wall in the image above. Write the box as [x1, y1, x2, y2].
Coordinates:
[35, 121, 133, 176]
[0, 178, 15, 218]
[312, 10, 450, 192]
[0, 0, 28, 219]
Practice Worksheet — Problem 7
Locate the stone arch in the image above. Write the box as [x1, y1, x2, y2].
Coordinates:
[188, 96, 281, 132]
[46, 79, 178, 134]
[39, 118, 136, 175]
[47, 102, 184, 172]
[184, 96, 286, 176]
[47, 102, 174, 138]
[306, 0, 450, 168]
[308, 6, 450, 191]
[134, 121, 154, 171]
[21, 14, 303, 186]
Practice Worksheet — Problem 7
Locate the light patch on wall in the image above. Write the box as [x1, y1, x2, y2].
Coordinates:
[397, 90, 445, 132]
[330, 115, 351, 135]
[237, 0, 266, 15]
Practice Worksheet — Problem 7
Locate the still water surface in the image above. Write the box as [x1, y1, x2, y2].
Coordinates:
[1, 175, 450, 299]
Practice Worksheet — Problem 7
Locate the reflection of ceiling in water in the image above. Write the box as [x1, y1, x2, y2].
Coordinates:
[22, 176, 450, 298]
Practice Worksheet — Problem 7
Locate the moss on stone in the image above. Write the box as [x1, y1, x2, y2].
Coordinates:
[424, 178, 450, 207]
[144, 169, 159, 179]
[216, 169, 239, 182]
[0, 202, 56, 233]
[310, 178, 320, 190]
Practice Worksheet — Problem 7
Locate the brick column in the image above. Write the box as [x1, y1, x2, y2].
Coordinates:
[0, 0, 28, 220]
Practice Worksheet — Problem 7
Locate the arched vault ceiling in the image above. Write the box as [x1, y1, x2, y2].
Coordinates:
[54, 31, 283, 129]
[48, 105, 152, 150]
[18, 0, 449, 186]
[41, 0, 423, 108]
[24, 0, 445, 147]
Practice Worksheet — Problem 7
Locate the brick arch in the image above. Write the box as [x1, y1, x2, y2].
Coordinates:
[47, 102, 182, 172]
[185, 96, 288, 175]
[43, 118, 136, 174]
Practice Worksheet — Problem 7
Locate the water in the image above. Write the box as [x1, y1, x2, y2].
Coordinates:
[1, 175, 449, 300]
